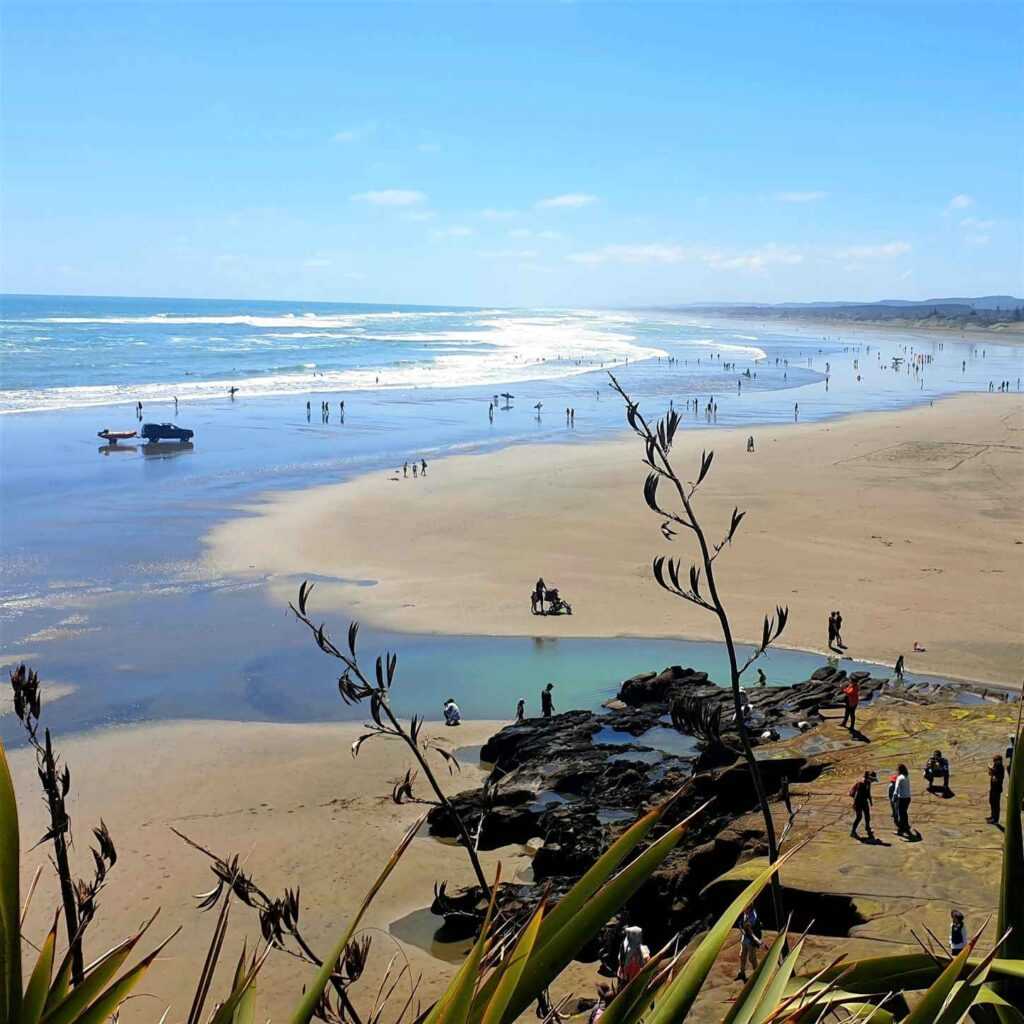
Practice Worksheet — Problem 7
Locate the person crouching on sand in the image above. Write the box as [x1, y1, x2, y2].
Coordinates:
[443, 698, 461, 727]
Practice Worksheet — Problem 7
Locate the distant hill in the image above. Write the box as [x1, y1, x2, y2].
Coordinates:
[654, 296, 1024, 332]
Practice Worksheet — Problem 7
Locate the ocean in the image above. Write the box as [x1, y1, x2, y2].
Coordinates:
[1, 294, 1020, 741]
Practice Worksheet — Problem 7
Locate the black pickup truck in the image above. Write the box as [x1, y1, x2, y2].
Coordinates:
[141, 422, 194, 443]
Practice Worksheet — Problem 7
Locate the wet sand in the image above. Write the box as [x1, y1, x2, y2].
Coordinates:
[11, 718, 541, 1022]
[207, 393, 1024, 687]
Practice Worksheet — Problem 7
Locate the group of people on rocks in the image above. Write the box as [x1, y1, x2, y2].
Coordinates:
[846, 738, 1014, 842]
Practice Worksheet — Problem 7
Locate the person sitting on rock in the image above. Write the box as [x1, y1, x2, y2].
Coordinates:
[924, 750, 950, 793]
[588, 983, 613, 1024]
[443, 698, 461, 727]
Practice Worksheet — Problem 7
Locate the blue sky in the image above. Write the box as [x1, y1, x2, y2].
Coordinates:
[2, 1, 1021, 306]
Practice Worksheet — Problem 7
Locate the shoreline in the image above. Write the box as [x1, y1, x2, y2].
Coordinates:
[206, 392, 1024, 689]
[11, 717, 519, 1022]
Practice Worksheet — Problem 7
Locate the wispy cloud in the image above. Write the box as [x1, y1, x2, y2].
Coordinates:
[774, 190, 828, 203]
[567, 242, 803, 270]
[508, 228, 563, 240]
[432, 225, 475, 238]
[960, 216, 994, 230]
[333, 122, 377, 144]
[832, 241, 911, 260]
[480, 208, 520, 221]
[351, 189, 426, 206]
[946, 193, 975, 212]
[536, 193, 597, 209]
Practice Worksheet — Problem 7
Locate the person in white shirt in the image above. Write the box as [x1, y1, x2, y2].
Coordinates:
[894, 763, 913, 836]
[443, 699, 461, 727]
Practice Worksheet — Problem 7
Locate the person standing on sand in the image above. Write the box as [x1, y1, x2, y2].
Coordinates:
[828, 612, 838, 651]
[736, 906, 763, 981]
[988, 754, 1005, 824]
[489, 402, 494, 422]
[850, 770, 876, 839]
[541, 683, 554, 718]
[950, 910, 966, 954]
[794, 402, 799, 421]
[412, 463, 418, 478]
[894, 764, 913, 836]
[894, 655, 904, 682]
[174, 396, 179, 413]
[421, 458, 427, 476]
[403, 462, 408, 478]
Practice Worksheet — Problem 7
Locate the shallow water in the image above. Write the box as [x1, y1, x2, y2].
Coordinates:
[1, 297, 1019, 743]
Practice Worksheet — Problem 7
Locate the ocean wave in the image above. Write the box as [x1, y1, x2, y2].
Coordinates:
[0, 313, 668, 413]
[26, 311, 468, 328]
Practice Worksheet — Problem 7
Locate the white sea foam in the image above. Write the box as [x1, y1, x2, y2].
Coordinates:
[0, 311, 668, 413]
[29, 311, 467, 328]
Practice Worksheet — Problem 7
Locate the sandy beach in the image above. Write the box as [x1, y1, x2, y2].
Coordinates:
[11, 717, 552, 1022]
[207, 393, 1024, 688]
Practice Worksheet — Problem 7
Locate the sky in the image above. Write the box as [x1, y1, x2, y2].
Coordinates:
[1, 1, 1022, 307]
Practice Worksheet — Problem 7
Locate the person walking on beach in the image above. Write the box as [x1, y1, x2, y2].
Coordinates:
[834, 610, 846, 650]
[421, 458, 427, 476]
[403, 462, 408, 478]
[828, 612, 838, 651]
[515, 698, 526, 723]
[894, 764, 913, 837]
[736, 906, 763, 981]
[570, 408, 575, 424]
[747, 435, 755, 452]
[950, 910, 966, 954]
[988, 754, 1005, 824]
[850, 770, 876, 840]
[794, 402, 799, 421]
[756, 668, 767, 686]
[541, 682, 554, 718]
[841, 678, 860, 731]
[894, 654, 905, 682]
[489, 402, 494, 422]
[174, 396, 179, 413]
[412, 462, 418, 478]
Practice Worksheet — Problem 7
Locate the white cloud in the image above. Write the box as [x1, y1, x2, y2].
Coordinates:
[946, 193, 975, 212]
[536, 193, 597, 209]
[774, 191, 828, 203]
[417, 142, 441, 153]
[479, 248, 540, 260]
[480, 208, 520, 221]
[569, 243, 691, 265]
[432, 225, 475, 238]
[303, 258, 332, 269]
[964, 233, 991, 247]
[351, 189, 426, 206]
[567, 242, 803, 270]
[832, 241, 911, 260]
[960, 217, 995, 230]
[333, 123, 377, 144]
[508, 227, 561, 240]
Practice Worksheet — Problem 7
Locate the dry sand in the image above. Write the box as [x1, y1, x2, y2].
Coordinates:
[207, 393, 1024, 688]
[11, 718, 561, 1023]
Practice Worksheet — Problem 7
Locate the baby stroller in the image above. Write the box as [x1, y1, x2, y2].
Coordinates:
[544, 587, 573, 616]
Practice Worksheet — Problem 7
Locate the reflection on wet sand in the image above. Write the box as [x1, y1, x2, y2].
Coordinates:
[142, 441, 195, 459]
[98, 444, 138, 455]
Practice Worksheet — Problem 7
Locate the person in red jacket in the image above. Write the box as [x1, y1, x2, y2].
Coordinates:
[841, 679, 860, 731]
